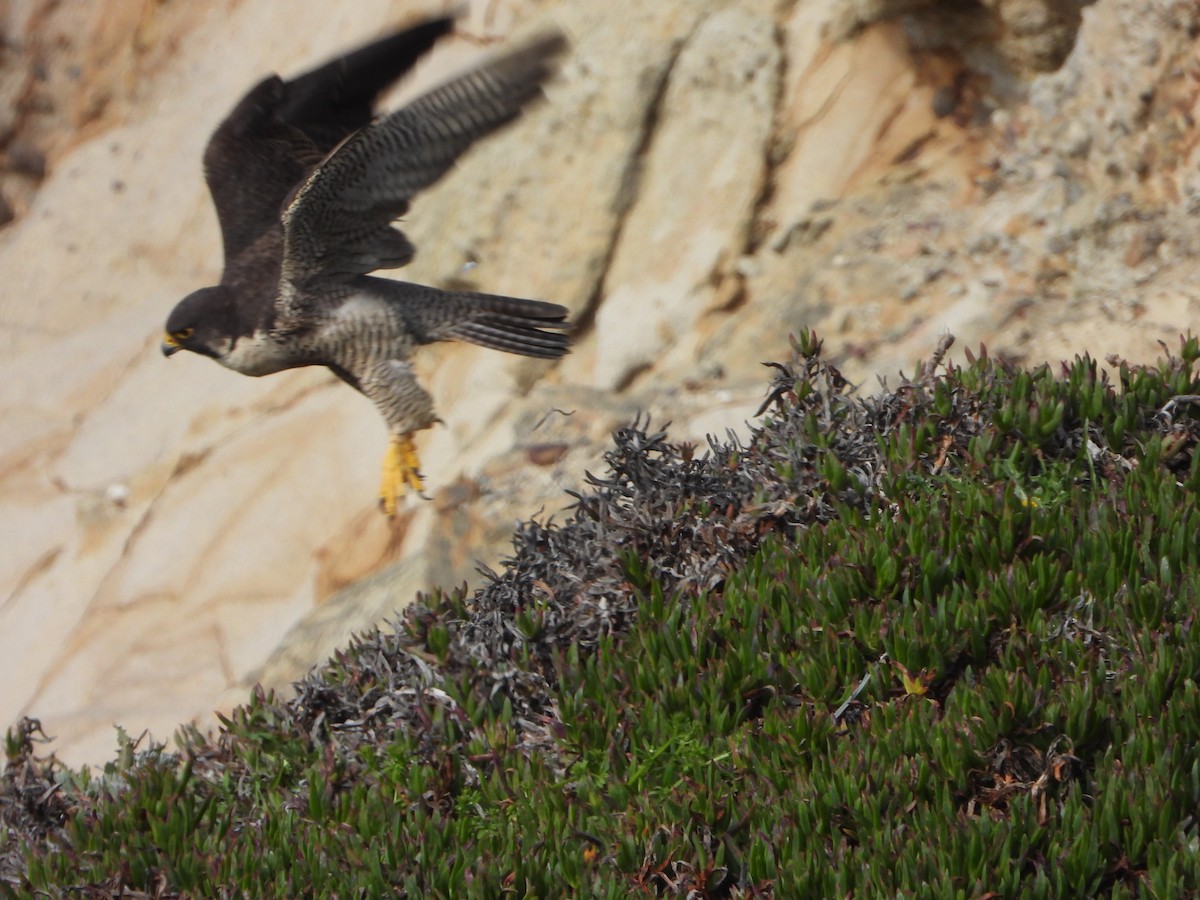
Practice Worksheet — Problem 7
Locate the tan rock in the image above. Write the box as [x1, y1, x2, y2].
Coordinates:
[0, 0, 604, 766]
[582, 6, 781, 391]
[402, 1, 712, 314]
[829, 0, 1089, 76]
[4, 0, 1200, 769]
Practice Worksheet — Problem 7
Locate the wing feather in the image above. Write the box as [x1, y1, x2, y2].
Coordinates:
[279, 30, 567, 301]
[204, 16, 454, 267]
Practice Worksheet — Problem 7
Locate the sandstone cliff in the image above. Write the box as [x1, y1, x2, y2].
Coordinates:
[1, 0, 1197, 765]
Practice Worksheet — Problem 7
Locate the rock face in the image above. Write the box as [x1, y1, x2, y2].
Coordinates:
[589, 5, 781, 391]
[1, 0, 1197, 766]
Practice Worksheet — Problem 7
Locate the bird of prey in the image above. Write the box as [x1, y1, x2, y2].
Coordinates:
[162, 15, 570, 515]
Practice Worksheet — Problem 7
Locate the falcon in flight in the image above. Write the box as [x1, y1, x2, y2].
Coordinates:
[162, 15, 570, 515]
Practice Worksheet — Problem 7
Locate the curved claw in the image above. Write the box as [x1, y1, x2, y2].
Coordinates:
[379, 433, 424, 516]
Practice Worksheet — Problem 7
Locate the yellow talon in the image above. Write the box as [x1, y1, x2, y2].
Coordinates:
[379, 433, 424, 515]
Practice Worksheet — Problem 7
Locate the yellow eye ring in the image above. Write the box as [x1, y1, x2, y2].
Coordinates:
[174, 327, 194, 341]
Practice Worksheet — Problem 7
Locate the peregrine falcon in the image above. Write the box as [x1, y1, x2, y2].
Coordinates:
[161, 16, 570, 515]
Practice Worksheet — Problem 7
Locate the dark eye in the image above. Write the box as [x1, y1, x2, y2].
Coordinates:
[174, 327, 195, 341]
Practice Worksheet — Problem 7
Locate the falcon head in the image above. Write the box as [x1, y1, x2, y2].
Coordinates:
[162, 286, 235, 361]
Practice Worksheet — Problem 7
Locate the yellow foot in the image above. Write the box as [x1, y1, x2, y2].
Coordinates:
[379, 433, 424, 516]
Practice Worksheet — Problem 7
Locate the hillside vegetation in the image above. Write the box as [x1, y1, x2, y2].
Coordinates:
[4, 333, 1200, 897]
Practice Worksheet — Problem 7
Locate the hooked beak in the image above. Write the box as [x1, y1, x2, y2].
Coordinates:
[161, 333, 181, 357]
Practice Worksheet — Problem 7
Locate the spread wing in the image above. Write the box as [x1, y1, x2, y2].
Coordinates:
[203, 16, 455, 267]
[277, 30, 568, 303]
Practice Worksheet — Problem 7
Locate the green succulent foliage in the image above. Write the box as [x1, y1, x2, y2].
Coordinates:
[5, 333, 1200, 897]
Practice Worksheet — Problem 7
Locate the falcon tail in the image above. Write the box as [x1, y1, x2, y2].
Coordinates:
[444, 291, 571, 360]
[369, 279, 571, 359]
